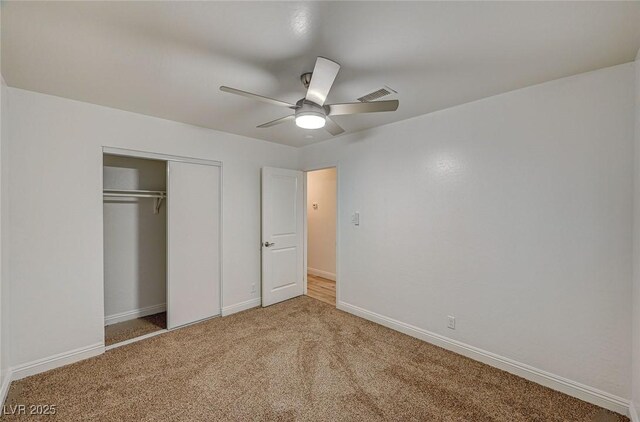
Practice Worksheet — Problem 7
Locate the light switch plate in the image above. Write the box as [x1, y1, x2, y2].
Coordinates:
[352, 212, 360, 226]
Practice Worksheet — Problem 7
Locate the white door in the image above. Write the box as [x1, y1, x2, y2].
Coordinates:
[167, 161, 221, 328]
[261, 167, 304, 306]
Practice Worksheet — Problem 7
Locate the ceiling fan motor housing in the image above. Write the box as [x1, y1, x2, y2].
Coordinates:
[295, 99, 326, 118]
[295, 99, 326, 129]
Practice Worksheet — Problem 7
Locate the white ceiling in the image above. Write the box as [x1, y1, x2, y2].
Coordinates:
[3, 1, 640, 147]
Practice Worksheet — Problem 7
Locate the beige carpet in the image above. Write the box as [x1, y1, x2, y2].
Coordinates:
[104, 312, 166, 346]
[3, 297, 627, 421]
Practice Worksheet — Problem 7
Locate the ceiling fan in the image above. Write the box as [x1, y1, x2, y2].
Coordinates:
[220, 57, 399, 136]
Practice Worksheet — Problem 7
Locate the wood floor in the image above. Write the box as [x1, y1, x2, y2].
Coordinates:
[306, 273, 335, 306]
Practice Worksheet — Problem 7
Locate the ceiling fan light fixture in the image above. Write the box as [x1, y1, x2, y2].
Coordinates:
[221, 56, 399, 137]
[295, 111, 326, 129]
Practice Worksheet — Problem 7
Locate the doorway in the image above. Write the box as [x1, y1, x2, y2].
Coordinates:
[305, 167, 337, 306]
[103, 154, 168, 346]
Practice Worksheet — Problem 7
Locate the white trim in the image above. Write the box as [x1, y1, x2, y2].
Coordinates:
[104, 303, 166, 326]
[12, 343, 104, 381]
[630, 402, 639, 422]
[303, 171, 308, 296]
[218, 161, 224, 324]
[337, 301, 630, 416]
[222, 298, 261, 316]
[103, 147, 221, 167]
[335, 164, 341, 305]
[0, 370, 13, 407]
[307, 267, 336, 281]
[105, 329, 167, 351]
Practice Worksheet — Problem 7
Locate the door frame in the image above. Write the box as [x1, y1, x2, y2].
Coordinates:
[302, 164, 340, 306]
[101, 147, 223, 343]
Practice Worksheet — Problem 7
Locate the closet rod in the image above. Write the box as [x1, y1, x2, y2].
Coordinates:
[103, 189, 166, 198]
[103, 193, 165, 198]
[103, 189, 166, 214]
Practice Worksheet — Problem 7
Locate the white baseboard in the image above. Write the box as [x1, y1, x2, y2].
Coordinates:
[222, 298, 261, 316]
[630, 402, 639, 422]
[12, 342, 104, 381]
[337, 300, 630, 416]
[0, 369, 13, 407]
[307, 267, 336, 281]
[104, 303, 166, 326]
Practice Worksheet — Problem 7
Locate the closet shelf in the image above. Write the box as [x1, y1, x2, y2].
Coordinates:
[103, 189, 166, 214]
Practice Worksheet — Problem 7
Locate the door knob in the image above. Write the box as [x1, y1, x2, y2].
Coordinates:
[263, 241, 275, 247]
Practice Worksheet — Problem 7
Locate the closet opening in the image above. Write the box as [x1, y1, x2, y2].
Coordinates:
[305, 167, 337, 306]
[103, 154, 167, 347]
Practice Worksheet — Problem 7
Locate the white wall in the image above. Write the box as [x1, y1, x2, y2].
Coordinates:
[103, 155, 167, 323]
[306, 168, 336, 279]
[632, 51, 640, 420]
[0, 76, 9, 391]
[301, 63, 634, 401]
[0, 3, 5, 392]
[6, 87, 298, 368]
[0, 77, 3, 386]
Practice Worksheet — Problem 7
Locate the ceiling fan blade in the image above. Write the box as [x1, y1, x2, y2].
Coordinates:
[327, 100, 399, 116]
[220, 86, 295, 108]
[257, 115, 295, 128]
[324, 117, 345, 136]
[305, 57, 340, 106]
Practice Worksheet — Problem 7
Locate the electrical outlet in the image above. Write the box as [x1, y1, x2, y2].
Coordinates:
[447, 315, 456, 330]
[251, 283, 256, 293]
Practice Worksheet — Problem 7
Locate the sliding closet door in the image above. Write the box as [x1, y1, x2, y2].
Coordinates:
[167, 161, 221, 329]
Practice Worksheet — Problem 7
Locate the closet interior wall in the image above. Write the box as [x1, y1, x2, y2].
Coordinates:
[103, 155, 167, 326]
